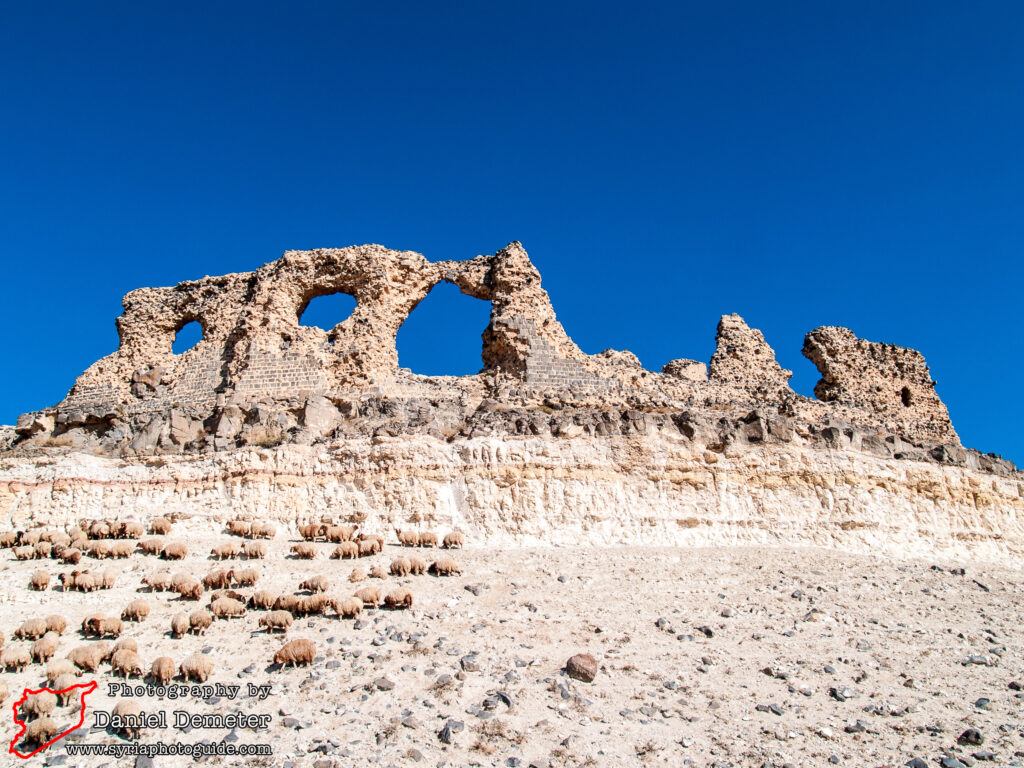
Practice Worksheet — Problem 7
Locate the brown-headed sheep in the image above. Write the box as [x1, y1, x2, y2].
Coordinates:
[210, 597, 246, 619]
[429, 556, 462, 576]
[45, 659, 78, 684]
[209, 588, 245, 603]
[170, 613, 189, 638]
[243, 541, 267, 559]
[295, 594, 330, 616]
[227, 520, 252, 537]
[390, 557, 411, 577]
[81, 614, 105, 637]
[354, 586, 382, 608]
[179, 653, 213, 683]
[150, 517, 173, 535]
[249, 590, 278, 610]
[395, 528, 419, 547]
[67, 645, 104, 672]
[29, 570, 50, 591]
[22, 690, 57, 720]
[14, 545, 36, 560]
[357, 539, 380, 557]
[233, 567, 258, 587]
[273, 638, 315, 668]
[52, 674, 79, 705]
[111, 649, 144, 678]
[251, 522, 275, 539]
[188, 610, 213, 635]
[25, 717, 57, 746]
[149, 656, 175, 684]
[174, 578, 203, 601]
[112, 699, 144, 739]
[2, 646, 31, 671]
[258, 610, 293, 633]
[273, 595, 301, 614]
[89, 522, 110, 539]
[357, 533, 384, 549]
[333, 596, 363, 619]
[45, 615, 66, 635]
[290, 543, 317, 559]
[202, 569, 233, 590]
[15, 618, 48, 640]
[385, 588, 414, 609]
[30, 632, 60, 663]
[326, 524, 356, 542]
[122, 522, 144, 539]
[442, 531, 465, 549]
[60, 547, 82, 565]
[161, 541, 188, 560]
[33, 541, 53, 559]
[137, 538, 164, 556]
[368, 565, 387, 579]
[210, 541, 240, 560]
[331, 541, 358, 559]
[408, 555, 427, 575]
[299, 575, 329, 593]
[97, 617, 123, 638]
[348, 568, 367, 582]
[122, 600, 150, 622]
[299, 523, 325, 541]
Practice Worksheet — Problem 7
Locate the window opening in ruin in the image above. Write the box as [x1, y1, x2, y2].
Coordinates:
[397, 282, 490, 376]
[900, 386, 913, 407]
[299, 292, 357, 337]
[172, 321, 203, 355]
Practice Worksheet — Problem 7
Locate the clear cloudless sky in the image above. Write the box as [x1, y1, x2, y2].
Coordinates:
[1, 2, 1021, 461]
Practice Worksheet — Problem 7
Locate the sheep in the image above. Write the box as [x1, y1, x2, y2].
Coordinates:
[292, 595, 329, 617]
[122, 600, 151, 622]
[273, 638, 315, 668]
[179, 653, 213, 683]
[249, 590, 278, 610]
[443, 531, 465, 549]
[273, 595, 301, 614]
[299, 575, 329, 593]
[149, 656, 175, 684]
[24, 717, 58, 746]
[202, 569, 233, 590]
[348, 568, 367, 582]
[142, 571, 173, 591]
[188, 610, 213, 635]
[357, 539, 380, 557]
[112, 699, 144, 739]
[333, 596, 363, 619]
[369, 565, 387, 579]
[42, 530, 71, 546]
[15, 618, 48, 640]
[429, 555, 462, 576]
[59, 547, 82, 564]
[29, 570, 50, 591]
[137, 538, 164, 556]
[170, 613, 189, 638]
[30, 632, 60, 663]
[110, 649, 144, 678]
[251, 522, 275, 539]
[113, 638, 138, 654]
[395, 529, 419, 547]
[33, 541, 53, 559]
[385, 588, 414, 609]
[290, 543, 317, 559]
[227, 520, 252, 537]
[2, 646, 31, 671]
[258, 610, 293, 633]
[97, 617, 124, 638]
[243, 541, 267, 559]
[161, 541, 188, 560]
[101, 568, 117, 589]
[89, 521, 110, 540]
[122, 522, 144, 539]
[331, 541, 358, 559]
[354, 586, 382, 608]
[210, 597, 246, 619]
[45, 615, 67, 635]
[390, 557, 412, 577]
[110, 541, 135, 559]
[81, 614, 105, 637]
[87, 540, 111, 559]
[0, 530, 17, 547]
[419, 532, 439, 548]
[326, 524, 356, 542]
[233, 567, 258, 587]
[208, 588, 245, 603]
[408, 555, 427, 575]
[210, 541, 240, 560]
[357, 533, 384, 550]
[21, 690, 57, 720]
[72, 571, 101, 592]
[45, 659, 79, 684]
[150, 517, 173, 535]
[14, 545, 36, 560]
[299, 523, 324, 541]
[52, 674, 80, 705]
[67, 645, 104, 672]
[20, 530, 43, 546]
[174, 578, 203, 601]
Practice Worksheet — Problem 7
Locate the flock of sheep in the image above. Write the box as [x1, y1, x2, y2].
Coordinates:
[0, 516, 465, 748]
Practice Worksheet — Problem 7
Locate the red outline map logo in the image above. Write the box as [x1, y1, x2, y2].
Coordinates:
[8, 680, 97, 759]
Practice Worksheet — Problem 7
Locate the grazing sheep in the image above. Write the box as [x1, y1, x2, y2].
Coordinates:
[30, 632, 60, 663]
[357, 533, 384, 549]
[243, 541, 267, 559]
[170, 613, 189, 638]
[390, 557, 412, 577]
[15, 618, 48, 640]
[44, 615, 66, 635]
[210, 541, 240, 560]
[101, 569, 117, 589]
[0, 531, 17, 547]
[249, 590, 278, 610]
[290, 543, 317, 559]
[331, 541, 359, 559]
[227, 520, 252, 537]
[251, 522, 275, 539]
[299, 575, 329, 593]
[67, 645, 104, 672]
[87, 540, 111, 559]
[357, 539, 379, 557]
[209, 588, 245, 603]
[273, 595, 301, 614]
[43, 530, 71, 547]
[60, 547, 82, 564]
[52, 674, 79, 705]
[137, 538, 164, 556]
[122, 522, 144, 539]
[149, 656, 175, 684]
[161, 541, 187, 560]
[179, 653, 213, 683]
[368, 566, 387, 579]
[142, 572, 173, 592]
[33, 541, 53, 559]
[408, 555, 427, 575]
[97, 617, 123, 638]
[395, 528, 419, 547]
[21, 530, 43, 546]
[333, 596, 363, 619]
[210, 597, 246, 619]
[291, 595, 325, 617]
[385, 588, 414, 609]
[89, 522, 110, 540]
[122, 600, 150, 622]
[150, 517, 173, 535]
[25, 717, 57, 746]
[112, 700, 144, 739]
[299, 523, 324, 541]
[429, 556, 462, 576]
[14, 545, 36, 560]
[258, 610, 293, 633]
[326, 525, 356, 542]
[202, 569, 233, 590]
[174, 578, 203, 601]
[188, 610, 213, 635]
[2, 646, 31, 671]
[111, 649, 144, 678]
[273, 638, 315, 668]
[81, 614, 105, 637]
[22, 691, 57, 720]
[45, 659, 78, 684]
[442, 531, 465, 549]
[354, 587, 382, 608]
[29, 570, 50, 591]
[110, 541, 135, 559]
[233, 568, 258, 587]
[418, 532, 439, 548]
[348, 568, 367, 582]
[113, 638, 138, 654]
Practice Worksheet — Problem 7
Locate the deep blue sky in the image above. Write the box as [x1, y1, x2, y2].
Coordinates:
[1, 3, 1020, 461]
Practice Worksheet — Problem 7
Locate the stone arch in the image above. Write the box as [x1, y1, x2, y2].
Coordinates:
[396, 281, 491, 375]
[297, 291, 358, 340]
[173, 320, 203, 355]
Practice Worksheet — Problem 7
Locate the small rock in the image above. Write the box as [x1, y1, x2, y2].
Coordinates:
[374, 677, 395, 691]
[566, 653, 598, 683]
[904, 759, 929, 768]
[958, 728, 983, 746]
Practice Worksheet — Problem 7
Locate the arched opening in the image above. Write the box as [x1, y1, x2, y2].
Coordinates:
[900, 386, 913, 407]
[299, 292, 357, 336]
[173, 321, 203, 355]
[397, 282, 490, 375]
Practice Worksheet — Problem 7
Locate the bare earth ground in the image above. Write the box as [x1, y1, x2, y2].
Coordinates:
[1, 523, 1022, 768]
